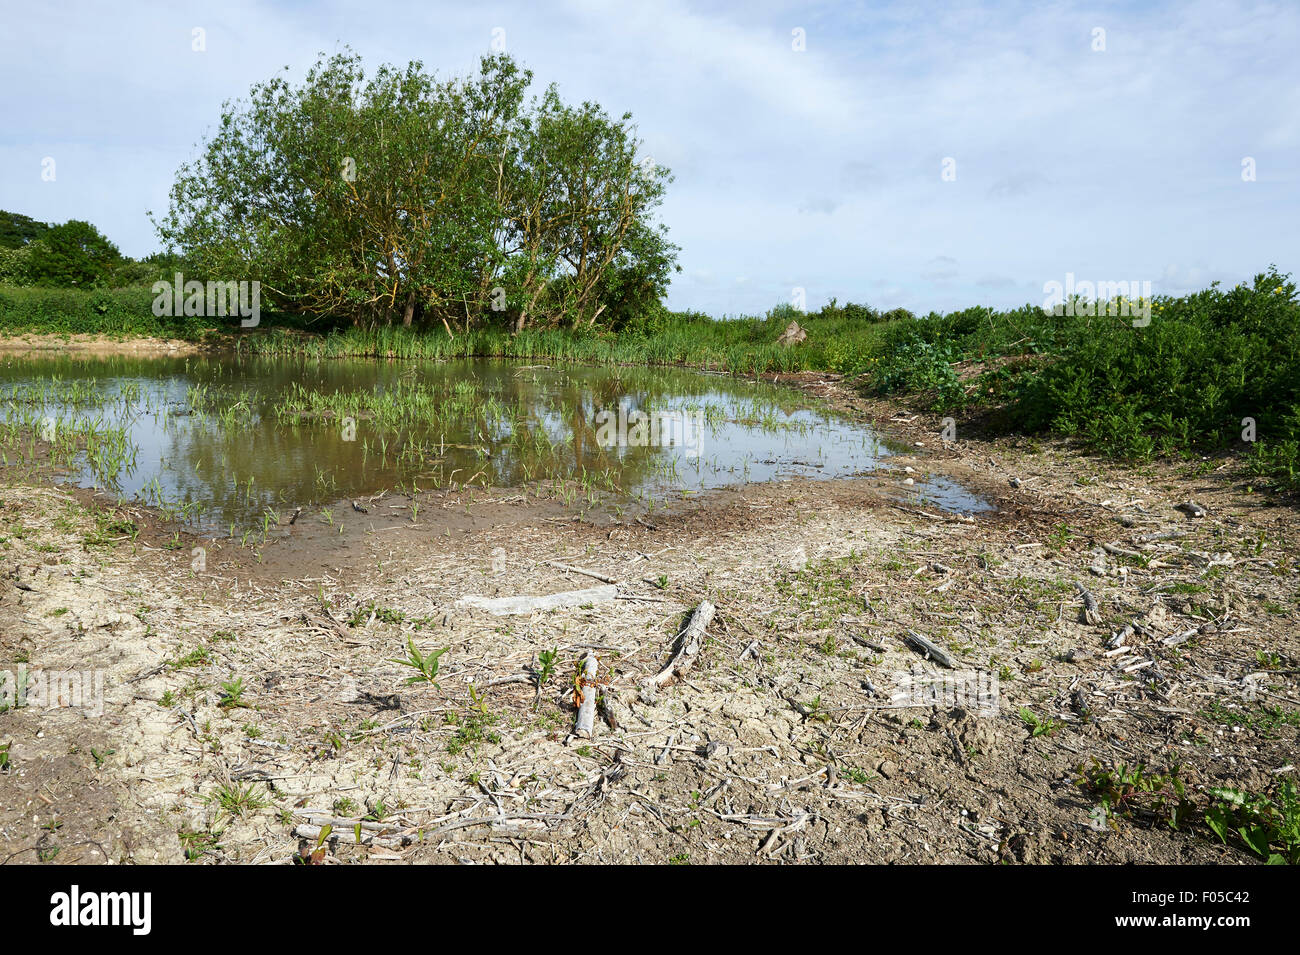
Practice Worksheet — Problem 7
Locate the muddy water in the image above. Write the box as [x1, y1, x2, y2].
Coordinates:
[0, 354, 990, 530]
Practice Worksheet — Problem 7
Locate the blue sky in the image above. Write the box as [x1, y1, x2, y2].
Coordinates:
[1, 0, 1296, 315]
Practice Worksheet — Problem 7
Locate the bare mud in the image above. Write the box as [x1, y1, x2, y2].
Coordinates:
[2, 375, 1297, 865]
[0, 333, 209, 358]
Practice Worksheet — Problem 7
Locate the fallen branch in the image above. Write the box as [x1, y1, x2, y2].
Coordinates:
[1102, 542, 1142, 559]
[645, 600, 717, 689]
[456, 584, 618, 616]
[903, 629, 958, 668]
[546, 561, 618, 584]
[574, 654, 598, 738]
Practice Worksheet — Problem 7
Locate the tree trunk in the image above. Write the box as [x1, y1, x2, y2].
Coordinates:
[402, 290, 416, 328]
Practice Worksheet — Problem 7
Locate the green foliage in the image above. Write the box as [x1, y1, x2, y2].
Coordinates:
[209, 782, 269, 817]
[535, 647, 559, 686]
[0, 285, 224, 337]
[1206, 780, 1300, 864]
[25, 220, 122, 288]
[872, 339, 965, 410]
[1076, 759, 1196, 831]
[1005, 269, 1299, 478]
[218, 677, 248, 709]
[389, 637, 447, 687]
[1018, 706, 1061, 738]
[155, 50, 676, 332]
[853, 267, 1300, 494]
[0, 213, 188, 290]
[0, 245, 34, 284]
[0, 209, 50, 249]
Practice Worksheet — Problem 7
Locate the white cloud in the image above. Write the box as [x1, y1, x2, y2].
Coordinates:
[0, 0, 1295, 315]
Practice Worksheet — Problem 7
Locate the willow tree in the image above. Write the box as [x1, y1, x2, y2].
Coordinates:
[155, 50, 675, 331]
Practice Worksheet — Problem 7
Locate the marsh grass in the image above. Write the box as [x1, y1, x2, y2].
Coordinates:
[5, 267, 1298, 524]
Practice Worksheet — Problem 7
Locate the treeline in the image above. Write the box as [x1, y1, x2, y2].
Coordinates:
[226, 266, 1300, 494]
[154, 51, 678, 333]
[0, 210, 182, 289]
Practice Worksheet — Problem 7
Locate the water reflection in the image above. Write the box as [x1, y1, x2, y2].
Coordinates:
[0, 354, 991, 530]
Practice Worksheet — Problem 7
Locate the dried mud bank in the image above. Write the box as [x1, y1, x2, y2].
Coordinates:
[2, 387, 1298, 865]
[0, 333, 208, 358]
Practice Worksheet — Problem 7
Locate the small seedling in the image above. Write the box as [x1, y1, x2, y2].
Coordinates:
[210, 782, 268, 817]
[390, 638, 447, 687]
[218, 677, 248, 709]
[536, 646, 559, 687]
[1019, 707, 1060, 738]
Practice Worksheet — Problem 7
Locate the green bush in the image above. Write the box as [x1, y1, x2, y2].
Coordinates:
[25, 220, 122, 288]
[872, 339, 965, 411]
[0, 246, 32, 285]
[0, 285, 223, 338]
[1006, 269, 1299, 479]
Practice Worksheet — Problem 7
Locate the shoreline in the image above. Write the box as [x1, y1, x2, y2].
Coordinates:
[2, 376, 1296, 865]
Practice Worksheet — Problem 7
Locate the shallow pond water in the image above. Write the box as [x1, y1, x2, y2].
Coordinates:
[0, 354, 990, 530]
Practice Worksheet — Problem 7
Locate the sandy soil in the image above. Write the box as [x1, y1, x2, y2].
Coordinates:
[0, 333, 209, 357]
[1, 374, 1297, 865]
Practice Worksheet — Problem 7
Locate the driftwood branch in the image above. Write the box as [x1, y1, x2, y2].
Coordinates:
[574, 654, 598, 738]
[645, 600, 716, 689]
[457, 584, 618, 616]
[904, 629, 957, 668]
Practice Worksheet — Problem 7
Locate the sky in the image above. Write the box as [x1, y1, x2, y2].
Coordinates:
[1, 0, 1296, 316]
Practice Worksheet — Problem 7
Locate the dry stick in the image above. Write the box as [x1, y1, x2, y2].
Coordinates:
[574, 654, 598, 739]
[1102, 542, 1142, 559]
[1135, 528, 1187, 543]
[1076, 582, 1101, 625]
[293, 823, 410, 849]
[545, 561, 619, 584]
[903, 629, 958, 668]
[645, 600, 717, 689]
[481, 672, 535, 689]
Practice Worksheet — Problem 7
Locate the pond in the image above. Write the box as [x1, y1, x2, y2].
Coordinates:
[0, 354, 990, 531]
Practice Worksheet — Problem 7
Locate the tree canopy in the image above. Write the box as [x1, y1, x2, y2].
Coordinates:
[0, 210, 50, 249]
[155, 51, 678, 331]
[23, 219, 122, 287]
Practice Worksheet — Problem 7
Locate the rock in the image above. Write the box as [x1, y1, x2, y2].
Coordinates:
[877, 759, 899, 779]
[776, 321, 807, 347]
[696, 741, 729, 760]
[1146, 601, 1168, 627]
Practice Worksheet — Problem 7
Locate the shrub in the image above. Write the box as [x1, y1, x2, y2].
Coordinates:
[0, 285, 223, 338]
